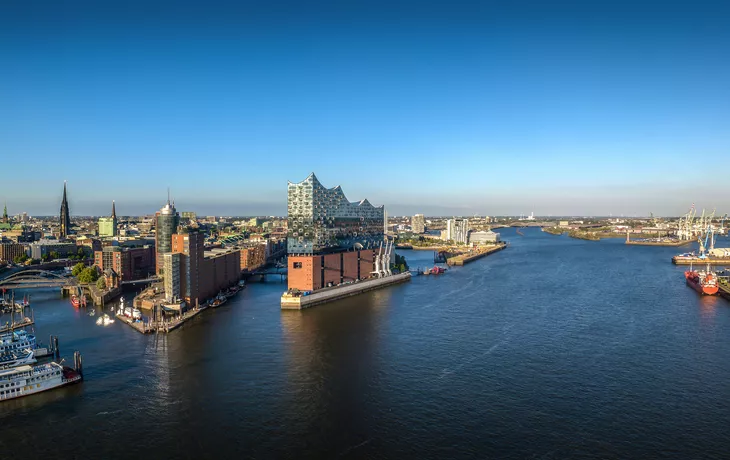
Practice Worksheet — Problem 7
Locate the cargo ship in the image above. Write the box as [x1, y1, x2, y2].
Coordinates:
[685, 264, 719, 295]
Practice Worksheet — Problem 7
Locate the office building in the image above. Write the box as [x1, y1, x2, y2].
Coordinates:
[28, 240, 77, 260]
[0, 242, 26, 262]
[59, 181, 71, 238]
[287, 173, 384, 292]
[98, 201, 118, 238]
[155, 197, 180, 275]
[171, 232, 204, 306]
[469, 230, 500, 245]
[163, 252, 182, 302]
[446, 218, 469, 244]
[411, 214, 425, 234]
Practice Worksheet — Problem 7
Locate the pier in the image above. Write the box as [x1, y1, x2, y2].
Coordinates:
[446, 242, 507, 266]
[280, 272, 411, 310]
[116, 307, 204, 334]
[672, 257, 730, 266]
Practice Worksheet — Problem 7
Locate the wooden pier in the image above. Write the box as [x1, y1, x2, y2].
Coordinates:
[672, 257, 730, 266]
[116, 307, 204, 334]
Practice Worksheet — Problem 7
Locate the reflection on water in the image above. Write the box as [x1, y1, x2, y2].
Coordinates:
[2, 229, 730, 458]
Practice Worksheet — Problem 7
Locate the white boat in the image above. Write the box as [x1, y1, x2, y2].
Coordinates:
[0, 330, 37, 355]
[131, 309, 142, 320]
[0, 350, 37, 370]
[123, 306, 132, 317]
[96, 314, 115, 326]
[0, 358, 83, 402]
[88, 309, 96, 317]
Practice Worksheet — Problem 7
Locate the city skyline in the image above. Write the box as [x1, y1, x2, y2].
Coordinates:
[2, 1, 729, 216]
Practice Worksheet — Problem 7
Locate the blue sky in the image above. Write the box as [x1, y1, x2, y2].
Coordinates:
[1, 0, 728, 216]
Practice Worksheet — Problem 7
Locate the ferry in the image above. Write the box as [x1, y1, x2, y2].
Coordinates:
[0, 349, 37, 370]
[0, 330, 37, 354]
[685, 264, 719, 295]
[0, 354, 83, 402]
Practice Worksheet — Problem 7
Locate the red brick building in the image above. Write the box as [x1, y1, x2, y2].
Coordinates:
[169, 232, 240, 307]
[94, 246, 155, 282]
[239, 245, 266, 272]
[287, 250, 375, 292]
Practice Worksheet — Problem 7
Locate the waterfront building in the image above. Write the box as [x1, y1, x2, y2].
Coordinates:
[171, 232, 204, 306]
[446, 218, 469, 244]
[411, 214, 425, 234]
[287, 173, 384, 292]
[163, 252, 182, 302]
[0, 242, 26, 262]
[238, 244, 266, 271]
[59, 181, 71, 238]
[469, 230, 501, 245]
[155, 198, 180, 275]
[98, 201, 118, 238]
[94, 245, 155, 282]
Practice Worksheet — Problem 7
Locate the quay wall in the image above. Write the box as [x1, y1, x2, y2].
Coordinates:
[281, 272, 411, 310]
[447, 243, 507, 266]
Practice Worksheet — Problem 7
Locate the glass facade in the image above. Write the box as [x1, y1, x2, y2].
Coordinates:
[287, 173, 385, 255]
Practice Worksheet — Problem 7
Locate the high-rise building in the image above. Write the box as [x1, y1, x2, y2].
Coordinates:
[172, 231, 204, 306]
[163, 252, 182, 302]
[155, 197, 180, 275]
[98, 201, 118, 238]
[59, 181, 71, 238]
[446, 218, 469, 244]
[287, 173, 385, 292]
[411, 214, 425, 234]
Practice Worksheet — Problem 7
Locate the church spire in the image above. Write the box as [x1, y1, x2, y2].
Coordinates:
[111, 200, 116, 218]
[60, 180, 71, 238]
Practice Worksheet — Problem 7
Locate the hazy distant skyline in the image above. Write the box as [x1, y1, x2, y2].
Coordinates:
[2, 1, 728, 217]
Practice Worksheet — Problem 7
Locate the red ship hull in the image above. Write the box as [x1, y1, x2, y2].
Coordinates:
[685, 272, 719, 295]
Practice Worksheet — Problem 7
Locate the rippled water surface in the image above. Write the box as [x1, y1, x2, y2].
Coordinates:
[2, 228, 730, 459]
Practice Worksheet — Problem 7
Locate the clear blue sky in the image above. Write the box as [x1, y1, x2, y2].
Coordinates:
[1, 0, 728, 217]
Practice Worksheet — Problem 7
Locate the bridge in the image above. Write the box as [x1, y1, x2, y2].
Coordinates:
[245, 266, 288, 282]
[0, 270, 77, 290]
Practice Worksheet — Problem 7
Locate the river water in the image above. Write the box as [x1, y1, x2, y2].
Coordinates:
[2, 227, 730, 459]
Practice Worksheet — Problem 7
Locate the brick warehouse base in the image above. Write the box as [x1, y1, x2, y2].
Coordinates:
[281, 272, 411, 310]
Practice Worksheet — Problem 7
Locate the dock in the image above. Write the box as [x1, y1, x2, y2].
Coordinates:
[281, 272, 411, 310]
[672, 257, 730, 266]
[627, 240, 693, 247]
[116, 307, 204, 334]
[446, 242, 507, 266]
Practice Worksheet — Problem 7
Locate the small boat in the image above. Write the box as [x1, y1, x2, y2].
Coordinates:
[96, 314, 115, 326]
[88, 309, 96, 317]
[123, 306, 133, 317]
[238, 280, 246, 288]
[0, 350, 37, 370]
[71, 294, 87, 308]
[131, 308, 142, 320]
[210, 293, 228, 308]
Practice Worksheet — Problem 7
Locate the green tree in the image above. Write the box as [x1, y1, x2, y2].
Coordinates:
[77, 247, 86, 259]
[96, 277, 107, 290]
[49, 251, 59, 261]
[13, 254, 28, 264]
[71, 262, 85, 277]
[78, 267, 99, 284]
[41, 253, 49, 262]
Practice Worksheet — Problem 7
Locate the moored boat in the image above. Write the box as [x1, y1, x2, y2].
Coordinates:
[0, 349, 37, 370]
[685, 264, 719, 295]
[0, 353, 83, 402]
[0, 330, 37, 355]
[210, 293, 228, 308]
[71, 294, 87, 308]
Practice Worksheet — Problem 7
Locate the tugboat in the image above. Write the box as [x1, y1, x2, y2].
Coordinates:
[70, 294, 87, 308]
[685, 263, 719, 295]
